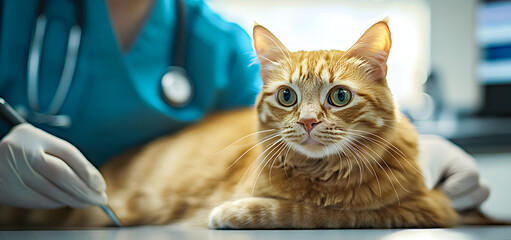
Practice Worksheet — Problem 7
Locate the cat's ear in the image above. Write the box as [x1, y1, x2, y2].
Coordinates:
[253, 24, 290, 82]
[343, 20, 392, 82]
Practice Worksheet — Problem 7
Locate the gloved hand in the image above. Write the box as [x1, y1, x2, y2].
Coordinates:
[0, 123, 107, 208]
[418, 134, 489, 211]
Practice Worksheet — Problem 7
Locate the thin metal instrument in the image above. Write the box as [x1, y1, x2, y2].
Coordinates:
[100, 204, 123, 227]
[0, 97, 122, 227]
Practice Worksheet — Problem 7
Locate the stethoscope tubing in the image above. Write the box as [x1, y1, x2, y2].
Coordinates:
[27, 15, 47, 113]
[27, 15, 82, 115]
[173, 0, 187, 67]
[23, 0, 190, 126]
[22, 0, 83, 128]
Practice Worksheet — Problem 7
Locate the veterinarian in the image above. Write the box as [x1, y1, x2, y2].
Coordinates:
[0, 0, 488, 213]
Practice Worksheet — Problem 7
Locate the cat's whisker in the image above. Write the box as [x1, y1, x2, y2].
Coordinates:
[320, 122, 402, 191]
[341, 130, 407, 175]
[261, 140, 286, 184]
[339, 140, 362, 189]
[348, 129, 408, 161]
[342, 140, 365, 189]
[258, 55, 280, 68]
[344, 136, 374, 177]
[283, 141, 292, 178]
[216, 129, 279, 155]
[258, 33, 293, 69]
[345, 136, 383, 197]
[352, 143, 378, 178]
[334, 141, 353, 190]
[269, 142, 289, 185]
[339, 137, 400, 204]
[331, 142, 346, 180]
[250, 141, 286, 196]
[347, 134, 411, 194]
[348, 129, 424, 178]
[333, 127, 407, 174]
[227, 134, 281, 169]
[353, 133, 409, 175]
[352, 139, 381, 190]
[240, 137, 283, 187]
[334, 149, 343, 180]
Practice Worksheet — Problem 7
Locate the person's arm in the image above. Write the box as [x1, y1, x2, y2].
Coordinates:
[187, 0, 261, 109]
[214, 24, 261, 109]
[418, 135, 489, 211]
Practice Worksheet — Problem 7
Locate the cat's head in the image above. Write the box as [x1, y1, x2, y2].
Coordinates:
[253, 20, 397, 159]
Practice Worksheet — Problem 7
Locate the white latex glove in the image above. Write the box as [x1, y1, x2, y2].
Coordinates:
[418, 134, 489, 211]
[0, 123, 107, 208]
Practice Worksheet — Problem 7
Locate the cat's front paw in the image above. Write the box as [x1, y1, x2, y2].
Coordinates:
[208, 198, 274, 229]
[208, 202, 232, 229]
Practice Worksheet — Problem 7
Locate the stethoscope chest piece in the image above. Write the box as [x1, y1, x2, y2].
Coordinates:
[161, 66, 193, 108]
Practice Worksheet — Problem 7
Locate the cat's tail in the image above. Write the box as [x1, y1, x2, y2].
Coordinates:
[460, 209, 511, 225]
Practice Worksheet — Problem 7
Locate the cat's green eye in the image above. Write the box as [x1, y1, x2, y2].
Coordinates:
[328, 87, 352, 107]
[277, 87, 297, 107]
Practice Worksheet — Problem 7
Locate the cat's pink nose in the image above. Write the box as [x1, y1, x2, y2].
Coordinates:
[298, 118, 320, 134]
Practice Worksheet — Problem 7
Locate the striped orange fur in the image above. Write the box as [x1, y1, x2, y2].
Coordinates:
[0, 20, 458, 229]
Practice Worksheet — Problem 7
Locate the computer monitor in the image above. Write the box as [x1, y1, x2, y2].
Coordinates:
[477, 0, 511, 116]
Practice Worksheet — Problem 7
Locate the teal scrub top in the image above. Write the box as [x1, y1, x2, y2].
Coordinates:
[0, 0, 262, 166]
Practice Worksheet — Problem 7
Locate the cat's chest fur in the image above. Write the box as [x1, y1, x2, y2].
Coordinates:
[244, 117, 424, 212]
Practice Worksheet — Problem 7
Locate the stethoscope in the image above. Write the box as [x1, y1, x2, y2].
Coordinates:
[17, 0, 193, 128]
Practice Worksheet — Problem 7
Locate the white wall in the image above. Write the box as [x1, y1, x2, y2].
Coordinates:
[427, 0, 481, 113]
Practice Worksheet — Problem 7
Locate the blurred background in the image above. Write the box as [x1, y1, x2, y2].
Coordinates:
[208, 0, 511, 154]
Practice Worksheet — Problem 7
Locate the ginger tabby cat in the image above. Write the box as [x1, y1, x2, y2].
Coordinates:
[0, 20, 459, 228]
